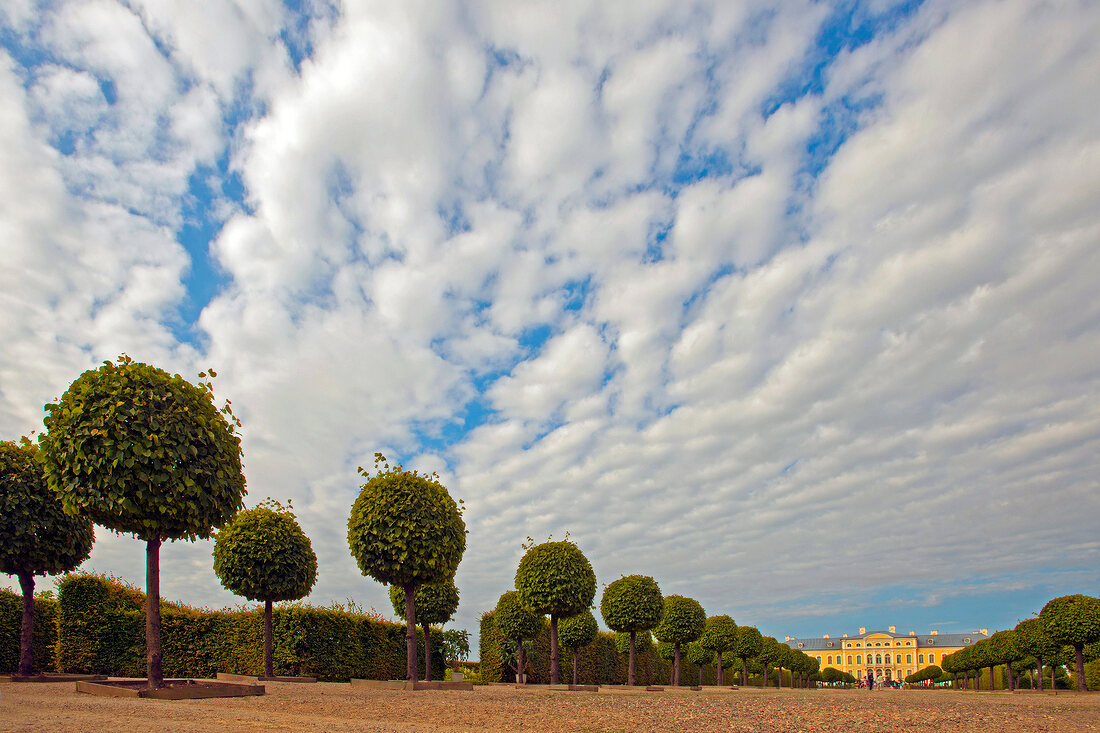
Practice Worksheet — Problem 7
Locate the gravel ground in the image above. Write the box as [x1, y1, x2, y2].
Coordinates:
[1, 680, 1098, 733]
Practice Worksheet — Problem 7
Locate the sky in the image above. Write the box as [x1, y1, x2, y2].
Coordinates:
[2, 0, 1099, 652]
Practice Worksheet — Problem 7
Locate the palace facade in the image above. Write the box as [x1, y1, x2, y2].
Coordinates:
[783, 626, 989, 682]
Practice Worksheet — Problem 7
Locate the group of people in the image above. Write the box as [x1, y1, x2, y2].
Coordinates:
[859, 673, 903, 690]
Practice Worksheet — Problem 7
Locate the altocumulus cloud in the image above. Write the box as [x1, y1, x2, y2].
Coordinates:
[2, 0, 1098, 643]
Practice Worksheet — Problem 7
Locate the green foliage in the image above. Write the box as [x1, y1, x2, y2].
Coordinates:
[514, 540, 596, 618]
[614, 630, 654, 655]
[1040, 594, 1100, 648]
[558, 609, 598, 651]
[686, 640, 713, 667]
[699, 615, 738, 655]
[653, 595, 705, 645]
[40, 356, 246, 541]
[989, 629, 1023, 666]
[0, 589, 58, 674]
[479, 612, 504, 684]
[820, 666, 856, 684]
[438, 628, 470, 663]
[755, 636, 786, 668]
[734, 625, 763, 661]
[0, 440, 93, 577]
[493, 590, 541, 642]
[52, 573, 441, 680]
[1015, 617, 1060, 661]
[906, 665, 942, 684]
[600, 575, 663, 633]
[347, 454, 466, 588]
[390, 578, 460, 626]
[656, 640, 676, 662]
[213, 500, 317, 603]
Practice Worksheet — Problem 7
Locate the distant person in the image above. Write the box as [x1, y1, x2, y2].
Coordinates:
[866, 672, 874, 691]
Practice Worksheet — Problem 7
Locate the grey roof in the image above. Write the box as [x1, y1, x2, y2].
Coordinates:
[784, 629, 989, 651]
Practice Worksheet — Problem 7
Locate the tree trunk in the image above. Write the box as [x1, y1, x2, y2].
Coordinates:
[264, 599, 274, 678]
[672, 642, 680, 686]
[1074, 645, 1086, 692]
[572, 648, 579, 686]
[1006, 663, 1015, 692]
[716, 652, 723, 686]
[988, 665, 994, 691]
[516, 641, 525, 684]
[741, 657, 748, 686]
[777, 665, 782, 689]
[404, 582, 417, 683]
[550, 615, 560, 685]
[1036, 657, 1044, 692]
[628, 631, 637, 686]
[423, 624, 432, 681]
[17, 571, 34, 676]
[698, 664, 704, 687]
[146, 537, 163, 689]
[763, 664, 769, 688]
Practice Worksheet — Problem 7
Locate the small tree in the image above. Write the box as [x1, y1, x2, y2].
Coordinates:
[40, 357, 245, 689]
[515, 539, 596, 685]
[699, 615, 737, 686]
[493, 590, 541, 683]
[989, 629, 1023, 691]
[601, 575, 663, 686]
[390, 578, 460, 681]
[653, 595, 705, 686]
[756, 637, 784, 688]
[558, 609, 598, 685]
[0, 439, 94, 676]
[213, 499, 317, 678]
[1041, 594, 1100, 692]
[733, 625, 763, 686]
[1016, 617, 1060, 692]
[347, 454, 466, 683]
[686, 641, 712, 687]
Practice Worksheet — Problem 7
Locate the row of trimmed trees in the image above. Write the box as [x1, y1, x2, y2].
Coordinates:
[939, 594, 1100, 692]
[490, 540, 821, 687]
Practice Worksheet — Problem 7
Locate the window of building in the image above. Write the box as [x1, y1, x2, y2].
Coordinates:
[847, 655, 853, 665]
[856, 655, 862, 664]
[827, 656, 832, 665]
[884, 654, 891, 664]
[919, 654, 924, 664]
[929, 653, 935, 663]
[906, 654, 912, 663]
[875, 654, 882, 664]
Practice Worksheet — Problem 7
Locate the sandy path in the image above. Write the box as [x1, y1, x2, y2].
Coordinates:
[1, 681, 1097, 732]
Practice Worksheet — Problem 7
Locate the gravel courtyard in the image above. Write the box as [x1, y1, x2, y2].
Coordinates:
[2, 681, 1097, 732]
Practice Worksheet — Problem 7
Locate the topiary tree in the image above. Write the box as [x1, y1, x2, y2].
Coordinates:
[733, 625, 763, 687]
[614, 629, 654, 655]
[1040, 594, 1100, 692]
[756, 637, 784, 688]
[40, 357, 245, 689]
[653, 594, 705, 687]
[493, 590, 541, 683]
[989, 629, 1023, 691]
[515, 539, 596, 685]
[347, 454, 466, 683]
[390, 578, 460, 681]
[1016, 617, 1060, 692]
[686, 640, 713, 687]
[600, 574, 662, 686]
[558, 609, 598, 686]
[699, 615, 737, 686]
[0, 439, 94, 676]
[213, 499, 317, 678]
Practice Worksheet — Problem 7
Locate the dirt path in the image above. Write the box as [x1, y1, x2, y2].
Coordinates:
[1, 681, 1097, 732]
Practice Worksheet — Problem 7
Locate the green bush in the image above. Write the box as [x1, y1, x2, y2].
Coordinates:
[54, 573, 442, 681]
[0, 589, 59, 674]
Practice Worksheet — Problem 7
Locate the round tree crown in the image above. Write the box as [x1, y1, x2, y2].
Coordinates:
[0, 440, 93, 576]
[685, 641, 713, 667]
[1040, 594, 1100, 646]
[514, 539, 595, 617]
[699, 614, 738, 653]
[600, 574, 663, 633]
[558, 609, 598, 651]
[493, 590, 541, 642]
[39, 356, 246, 541]
[347, 455, 466, 588]
[735, 625, 763, 658]
[653, 594, 706, 645]
[390, 579, 460, 625]
[213, 499, 317, 603]
[1015, 617, 1059, 659]
[656, 640, 676, 662]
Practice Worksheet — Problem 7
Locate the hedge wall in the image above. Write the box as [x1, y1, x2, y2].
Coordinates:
[55, 573, 443, 681]
[479, 610, 722, 685]
[0, 589, 59, 674]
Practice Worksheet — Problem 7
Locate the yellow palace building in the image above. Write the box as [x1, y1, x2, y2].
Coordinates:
[783, 626, 990, 683]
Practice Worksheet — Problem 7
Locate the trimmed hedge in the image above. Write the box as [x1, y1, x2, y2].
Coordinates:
[480, 610, 723, 685]
[0, 589, 59, 674]
[55, 573, 442, 681]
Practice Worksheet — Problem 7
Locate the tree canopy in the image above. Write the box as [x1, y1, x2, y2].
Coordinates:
[213, 500, 317, 604]
[389, 579, 460, 627]
[1040, 594, 1100, 692]
[699, 615, 737, 685]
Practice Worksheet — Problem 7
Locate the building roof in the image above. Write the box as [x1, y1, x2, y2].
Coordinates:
[783, 629, 989, 651]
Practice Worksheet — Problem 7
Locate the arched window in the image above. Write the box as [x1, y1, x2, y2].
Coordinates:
[856, 655, 862, 664]
[906, 654, 912, 663]
[827, 655, 832, 665]
[847, 655, 853, 665]
[884, 654, 891, 664]
[875, 654, 882, 664]
[929, 653, 935, 663]
[919, 654, 924, 664]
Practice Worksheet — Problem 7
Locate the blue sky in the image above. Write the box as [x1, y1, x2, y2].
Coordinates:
[2, 0, 1099, 650]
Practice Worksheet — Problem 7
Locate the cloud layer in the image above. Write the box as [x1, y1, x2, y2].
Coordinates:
[2, 0, 1099, 642]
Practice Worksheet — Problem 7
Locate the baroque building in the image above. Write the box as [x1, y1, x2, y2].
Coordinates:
[783, 626, 989, 682]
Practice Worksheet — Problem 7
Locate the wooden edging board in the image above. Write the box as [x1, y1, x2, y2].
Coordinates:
[0, 674, 106, 683]
[216, 672, 317, 683]
[75, 679, 265, 699]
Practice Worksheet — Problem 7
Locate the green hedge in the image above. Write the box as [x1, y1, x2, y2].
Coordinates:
[0, 588, 59, 674]
[479, 610, 722, 685]
[55, 573, 443, 681]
